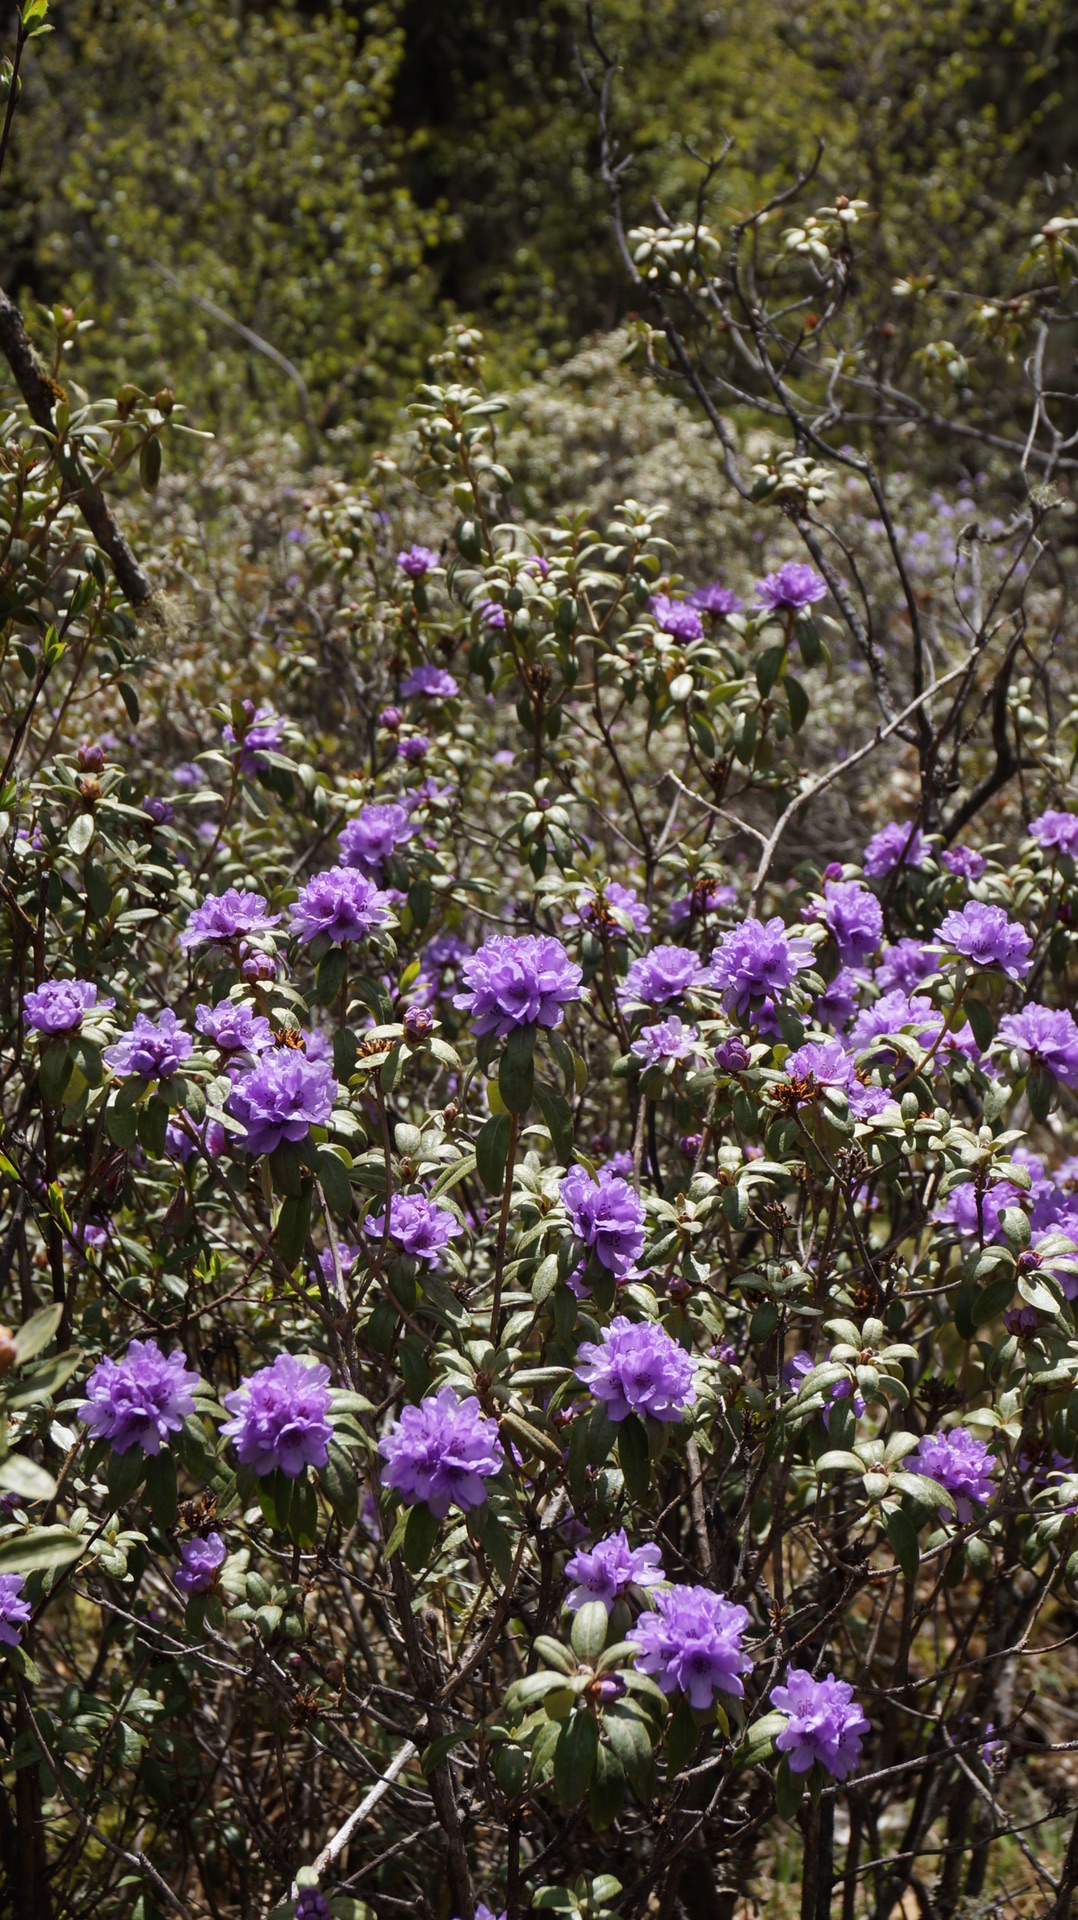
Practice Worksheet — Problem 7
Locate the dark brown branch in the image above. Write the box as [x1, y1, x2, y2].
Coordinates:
[0, 283, 154, 607]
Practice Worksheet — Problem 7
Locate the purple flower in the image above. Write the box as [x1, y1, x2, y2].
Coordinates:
[227, 1048, 337, 1156]
[823, 881, 883, 964]
[317, 1242, 361, 1285]
[290, 868, 392, 945]
[78, 1338, 201, 1455]
[400, 663, 459, 699]
[143, 797, 174, 826]
[996, 1004, 1078, 1086]
[620, 944, 705, 1008]
[564, 880, 650, 936]
[784, 1039, 889, 1119]
[104, 1010, 193, 1080]
[862, 822, 929, 879]
[561, 1167, 646, 1277]
[715, 1034, 751, 1071]
[399, 735, 430, 763]
[165, 1112, 227, 1163]
[669, 881, 736, 926]
[936, 1177, 1025, 1245]
[754, 563, 827, 612]
[981, 1724, 1008, 1773]
[364, 1192, 462, 1263]
[338, 803, 413, 878]
[398, 544, 440, 578]
[628, 1583, 751, 1708]
[875, 938, 938, 993]
[688, 582, 743, 617]
[478, 600, 506, 628]
[23, 979, 114, 1035]
[784, 1349, 866, 1424]
[1029, 809, 1078, 857]
[649, 594, 704, 642]
[174, 1532, 227, 1596]
[770, 1668, 869, 1779]
[380, 706, 402, 731]
[908, 1426, 996, 1522]
[575, 1315, 697, 1423]
[564, 1528, 664, 1612]
[936, 902, 1033, 980]
[454, 933, 582, 1037]
[379, 1385, 504, 1518]
[630, 1016, 702, 1067]
[195, 999, 274, 1057]
[180, 887, 281, 953]
[295, 1892, 333, 1920]
[0, 1574, 31, 1646]
[941, 845, 985, 880]
[222, 701, 284, 772]
[403, 1005, 435, 1040]
[709, 918, 813, 1018]
[815, 965, 865, 1029]
[221, 1355, 333, 1477]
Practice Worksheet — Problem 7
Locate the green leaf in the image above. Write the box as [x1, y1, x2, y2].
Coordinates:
[666, 1696, 698, 1776]
[735, 1710, 787, 1772]
[618, 1414, 650, 1504]
[403, 1500, 442, 1573]
[0, 1526, 83, 1573]
[498, 1024, 536, 1115]
[320, 1440, 359, 1530]
[972, 1274, 1015, 1326]
[755, 642, 787, 697]
[66, 811, 95, 858]
[39, 1041, 73, 1107]
[534, 1082, 574, 1163]
[139, 434, 162, 490]
[275, 1183, 313, 1267]
[775, 1753, 804, 1819]
[106, 1445, 147, 1510]
[420, 1726, 473, 1775]
[570, 1601, 609, 1665]
[144, 1449, 178, 1529]
[785, 676, 809, 732]
[603, 1703, 656, 1801]
[0, 1455, 56, 1503]
[12, 1304, 63, 1366]
[589, 1739, 625, 1828]
[315, 945, 347, 1006]
[105, 1100, 138, 1148]
[553, 1710, 599, 1804]
[476, 1113, 512, 1194]
[884, 1507, 920, 1582]
[313, 1146, 352, 1222]
[964, 998, 995, 1053]
[119, 680, 140, 724]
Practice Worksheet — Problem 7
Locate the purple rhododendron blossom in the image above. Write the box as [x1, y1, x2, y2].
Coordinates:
[649, 593, 704, 642]
[478, 600, 506, 628]
[669, 881, 737, 926]
[709, 917, 813, 1018]
[221, 702, 284, 772]
[1029, 809, 1078, 857]
[564, 1527, 664, 1611]
[770, 1668, 869, 1779]
[400, 663, 459, 699]
[936, 1177, 1025, 1245]
[909, 1426, 996, 1521]
[995, 1004, 1078, 1086]
[862, 822, 929, 878]
[875, 938, 939, 994]
[227, 1047, 337, 1155]
[195, 999, 274, 1057]
[575, 1315, 697, 1422]
[815, 966, 865, 1029]
[289, 867, 391, 945]
[165, 1111, 227, 1163]
[0, 1574, 31, 1646]
[317, 1242, 361, 1285]
[23, 979, 114, 1034]
[454, 933, 582, 1036]
[399, 735, 430, 763]
[936, 902, 1033, 979]
[715, 1034, 751, 1072]
[941, 845, 985, 880]
[104, 1010, 193, 1079]
[561, 1166, 646, 1276]
[630, 1015, 702, 1067]
[689, 582, 743, 616]
[222, 1355, 334, 1477]
[754, 563, 827, 612]
[823, 881, 883, 964]
[620, 944, 705, 1007]
[784, 1349, 866, 1424]
[364, 1192, 462, 1263]
[379, 1385, 504, 1517]
[784, 1039, 889, 1119]
[295, 1892, 333, 1920]
[563, 880, 650, 936]
[143, 797, 174, 825]
[79, 1338, 201, 1455]
[628, 1583, 752, 1708]
[338, 803, 413, 877]
[397, 545, 439, 578]
[180, 887, 281, 952]
[174, 1532, 227, 1595]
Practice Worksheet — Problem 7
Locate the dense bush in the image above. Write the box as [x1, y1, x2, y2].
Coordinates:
[5, 5, 1078, 1920]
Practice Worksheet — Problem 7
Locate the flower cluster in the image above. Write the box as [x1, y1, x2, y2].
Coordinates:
[575, 1315, 698, 1422]
[560, 1166, 646, 1276]
[454, 934, 582, 1036]
[770, 1668, 869, 1779]
[379, 1386, 504, 1517]
[628, 1584, 752, 1708]
[563, 1528, 664, 1611]
[79, 1339, 202, 1455]
[221, 1355, 334, 1478]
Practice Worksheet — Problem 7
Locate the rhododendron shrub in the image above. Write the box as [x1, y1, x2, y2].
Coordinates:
[6, 128, 1078, 1920]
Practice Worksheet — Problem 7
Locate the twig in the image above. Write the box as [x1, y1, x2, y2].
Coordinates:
[293, 1739, 420, 1895]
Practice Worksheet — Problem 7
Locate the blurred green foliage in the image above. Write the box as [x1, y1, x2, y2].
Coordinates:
[2, 0, 1076, 432]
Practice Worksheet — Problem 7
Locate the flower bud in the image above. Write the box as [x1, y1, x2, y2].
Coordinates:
[78, 741, 105, 772]
[380, 706, 402, 731]
[403, 1005, 434, 1041]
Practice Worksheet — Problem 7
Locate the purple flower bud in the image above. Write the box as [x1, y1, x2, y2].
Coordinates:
[143, 797, 174, 826]
[403, 1005, 434, 1040]
[78, 741, 106, 772]
[715, 1035, 750, 1072]
[380, 706, 403, 731]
